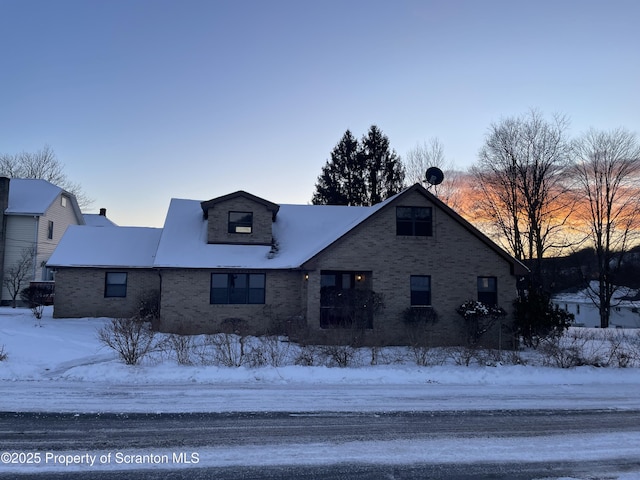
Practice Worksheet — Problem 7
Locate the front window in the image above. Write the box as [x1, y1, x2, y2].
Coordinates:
[105, 272, 127, 298]
[47, 221, 54, 240]
[396, 207, 432, 236]
[211, 273, 265, 304]
[410, 275, 431, 306]
[228, 212, 253, 234]
[477, 276, 497, 306]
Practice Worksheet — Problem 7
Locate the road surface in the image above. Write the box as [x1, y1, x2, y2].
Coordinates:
[1, 409, 639, 479]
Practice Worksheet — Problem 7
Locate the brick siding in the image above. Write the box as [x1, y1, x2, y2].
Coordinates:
[53, 268, 160, 318]
[205, 197, 274, 245]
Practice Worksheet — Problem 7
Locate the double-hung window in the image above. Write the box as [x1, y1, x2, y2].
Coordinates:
[477, 276, 497, 306]
[105, 272, 127, 298]
[211, 273, 265, 304]
[396, 207, 432, 236]
[410, 275, 431, 306]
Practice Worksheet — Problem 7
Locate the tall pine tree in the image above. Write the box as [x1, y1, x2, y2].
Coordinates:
[360, 125, 405, 204]
[312, 130, 365, 205]
[312, 126, 405, 206]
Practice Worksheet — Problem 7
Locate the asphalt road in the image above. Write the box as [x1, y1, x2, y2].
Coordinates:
[1, 410, 639, 479]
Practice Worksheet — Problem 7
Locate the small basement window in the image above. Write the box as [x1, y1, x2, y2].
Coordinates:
[228, 211, 253, 234]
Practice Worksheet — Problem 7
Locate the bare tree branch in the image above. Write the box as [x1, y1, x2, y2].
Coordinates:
[0, 145, 93, 209]
[570, 128, 640, 327]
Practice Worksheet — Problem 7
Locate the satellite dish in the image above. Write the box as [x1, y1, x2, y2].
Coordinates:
[425, 167, 444, 186]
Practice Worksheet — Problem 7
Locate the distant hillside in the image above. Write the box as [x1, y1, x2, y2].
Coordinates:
[534, 246, 640, 294]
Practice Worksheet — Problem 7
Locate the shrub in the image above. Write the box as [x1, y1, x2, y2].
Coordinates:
[294, 344, 321, 366]
[165, 334, 196, 366]
[98, 317, 156, 365]
[402, 307, 439, 366]
[514, 290, 572, 348]
[320, 343, 358, 368]
[20, 285, 51, 321]
[251, 335, 291, 367]
[456, 300, 507, 347]
[206, 333, 249, 367]
[137, 290, 160, 323]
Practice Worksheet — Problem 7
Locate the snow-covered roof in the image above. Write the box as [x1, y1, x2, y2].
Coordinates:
[552, 281, 640, 308]
[6, 178, 63, 215]
[152, 198, 386, 269]
[48, 184, 526, 273]
[83, 213, 117, 227]
[47, 225, 162, 268]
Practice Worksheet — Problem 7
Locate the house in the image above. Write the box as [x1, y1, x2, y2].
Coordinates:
[0, 177, 84, 305]
[552, 282, 640, 328]
[83, 208, 117, 227]
[47, 184, 528, 347]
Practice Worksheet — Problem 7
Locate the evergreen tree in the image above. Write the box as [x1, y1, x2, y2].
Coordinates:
[312, 130, 365, 205]
[360, 125, 405, 204]
[312, 126, 405, 206]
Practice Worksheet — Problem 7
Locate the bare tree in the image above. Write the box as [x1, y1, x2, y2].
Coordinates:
[570, 128, 640, 328]
[0, 145, 92, 209]
[471, 110, 574, 287]
[2, 247, 35, 308]
[404, 138, 465, 209]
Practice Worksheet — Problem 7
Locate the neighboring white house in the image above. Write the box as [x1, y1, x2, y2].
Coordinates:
[552, 282, 640, 328]
[0, 177, 84, 305]
[83, 208, 117, 227]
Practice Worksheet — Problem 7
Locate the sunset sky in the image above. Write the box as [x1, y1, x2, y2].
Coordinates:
[1, 0, 639, 227]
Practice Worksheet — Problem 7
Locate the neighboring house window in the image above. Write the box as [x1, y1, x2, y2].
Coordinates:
[576, 304, 580, 315]
[410, 275, 431, 306]
[47, 221, 54, 240]
[320, 270, 372, 329]
[61, 196, 67, 207]
[228, 212, 253, 234]
[477, 276, 497, 306]
[396, 207, 432, 236]
[105, 272, 127, 298]
[43, 266, 55, 281]
[211, 273, 265, 304]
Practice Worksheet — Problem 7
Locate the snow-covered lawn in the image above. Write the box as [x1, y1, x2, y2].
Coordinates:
[1, 306, 640, 478]
[1, 306, 640, 413]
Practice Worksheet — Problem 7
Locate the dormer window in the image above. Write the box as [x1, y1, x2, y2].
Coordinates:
[228, 211, 253, 234]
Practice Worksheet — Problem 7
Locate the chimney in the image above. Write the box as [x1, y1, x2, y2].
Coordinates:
[99, 208, 107, 217]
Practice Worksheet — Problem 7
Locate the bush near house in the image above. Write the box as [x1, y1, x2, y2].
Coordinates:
[456, 300, 507, 347]
[514, 290, 573, 348]
[20, 284, 52, 320]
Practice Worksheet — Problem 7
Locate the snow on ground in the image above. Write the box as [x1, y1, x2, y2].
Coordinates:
[1, 306, 640, 413]
[1, 307, 640, 477]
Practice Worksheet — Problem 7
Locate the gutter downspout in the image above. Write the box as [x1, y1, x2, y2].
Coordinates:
[33, 216, 39, 281]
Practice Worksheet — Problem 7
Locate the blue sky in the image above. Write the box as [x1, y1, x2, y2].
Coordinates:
[1, 0, 639, 227]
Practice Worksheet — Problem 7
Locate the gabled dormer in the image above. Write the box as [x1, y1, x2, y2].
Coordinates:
[200, 191, 279, 245]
